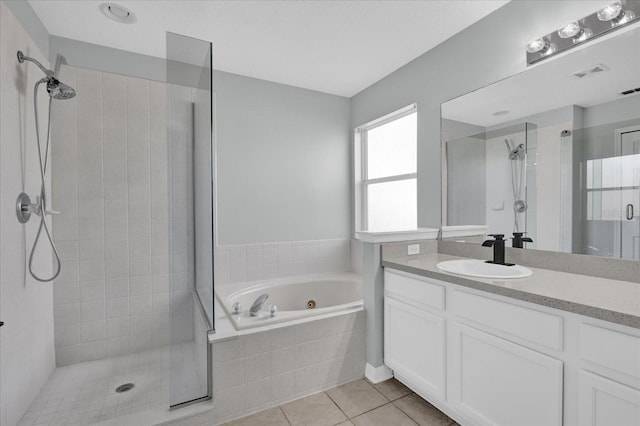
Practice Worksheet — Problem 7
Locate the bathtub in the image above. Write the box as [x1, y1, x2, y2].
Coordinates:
[216, 272, 363, 331]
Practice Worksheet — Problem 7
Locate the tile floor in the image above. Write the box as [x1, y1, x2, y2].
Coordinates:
[18, 342, 205, 426]
[221, 378, 459, 426]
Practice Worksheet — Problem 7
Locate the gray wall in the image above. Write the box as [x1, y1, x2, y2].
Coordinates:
[215, 71, 351, 245]
[350, 1, 601, 230]
[351, 0, 605, 370]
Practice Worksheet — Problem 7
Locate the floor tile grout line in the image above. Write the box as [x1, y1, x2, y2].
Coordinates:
[323, 390, 351, 421]
[277, 405, 292, 426]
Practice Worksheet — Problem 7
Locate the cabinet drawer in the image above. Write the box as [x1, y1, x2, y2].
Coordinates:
[451, 290, 563, 351]
[384, 269, 445, 311]
[580, 324, 640, 383]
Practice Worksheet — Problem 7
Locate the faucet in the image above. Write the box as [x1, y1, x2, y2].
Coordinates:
[249, 294, 269, 317]
[512, 232, 533, 249]
[482, 234, 514, 266]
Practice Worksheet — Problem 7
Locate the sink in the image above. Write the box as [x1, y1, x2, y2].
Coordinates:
[436, 259, 533, 279]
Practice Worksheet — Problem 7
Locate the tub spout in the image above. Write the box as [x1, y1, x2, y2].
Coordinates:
[250, 293, 269, 317]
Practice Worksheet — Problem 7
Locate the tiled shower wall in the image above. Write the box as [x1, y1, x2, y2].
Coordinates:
[215, 239, 352, 286]
[51, 66, 173, 366]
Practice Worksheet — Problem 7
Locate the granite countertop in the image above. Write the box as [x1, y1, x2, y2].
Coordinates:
[382, 253, 640, 329]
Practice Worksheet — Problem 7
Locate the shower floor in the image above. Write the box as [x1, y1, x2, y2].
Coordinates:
[18, 342, 206, 426]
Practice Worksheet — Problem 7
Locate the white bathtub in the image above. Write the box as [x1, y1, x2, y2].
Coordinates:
[216, 272, 363, 331]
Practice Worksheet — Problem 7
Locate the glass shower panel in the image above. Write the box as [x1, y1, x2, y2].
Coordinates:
[166, 32, 214, 408]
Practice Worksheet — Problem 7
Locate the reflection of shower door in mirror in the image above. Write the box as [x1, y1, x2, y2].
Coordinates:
[620, 128, 640, 260]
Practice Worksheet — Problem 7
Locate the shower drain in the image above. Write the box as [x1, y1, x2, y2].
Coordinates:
[115, 383, 135, 393]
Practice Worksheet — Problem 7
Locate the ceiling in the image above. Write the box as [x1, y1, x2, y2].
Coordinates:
[442, 24, 640, 128]
[28, 0, 508, 97]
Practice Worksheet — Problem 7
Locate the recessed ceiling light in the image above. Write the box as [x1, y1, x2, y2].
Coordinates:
[492, 110, 509, 116]
[99, 3, 136, 24]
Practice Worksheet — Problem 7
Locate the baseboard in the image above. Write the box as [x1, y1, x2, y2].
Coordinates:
[365, 363, 393, 384]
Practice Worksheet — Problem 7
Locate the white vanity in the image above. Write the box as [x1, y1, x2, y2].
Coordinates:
[382, 253, 640, 426]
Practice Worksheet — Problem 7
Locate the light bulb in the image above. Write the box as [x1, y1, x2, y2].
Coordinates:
[597, 2, 623, 21]
[526, 38, 547, 53]
[557, 22, 582, 39]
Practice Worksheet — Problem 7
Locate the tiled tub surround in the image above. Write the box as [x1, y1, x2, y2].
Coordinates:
[215, 239, 352, 287]
[212, 310, 366, 424]
[50, 66, 177, 366]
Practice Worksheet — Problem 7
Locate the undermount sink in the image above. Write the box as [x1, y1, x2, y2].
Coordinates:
[437, 259, 533, 279]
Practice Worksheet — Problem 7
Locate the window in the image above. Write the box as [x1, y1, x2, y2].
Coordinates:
[355, 105, 417, 232]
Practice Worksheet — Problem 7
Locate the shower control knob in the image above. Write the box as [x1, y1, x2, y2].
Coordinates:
[232, 302, 242, 315]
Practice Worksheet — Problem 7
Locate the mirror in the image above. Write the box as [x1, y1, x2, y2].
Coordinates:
[441, 26, 640, 260]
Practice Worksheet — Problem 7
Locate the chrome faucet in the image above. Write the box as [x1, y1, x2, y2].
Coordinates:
[249, 294, 269, 317]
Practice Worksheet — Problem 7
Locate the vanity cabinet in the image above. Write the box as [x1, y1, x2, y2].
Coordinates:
[578, 370, 640, 426]
[451, 323, 562, 426]
[578, 324, 640, 426]
[383, 267, 640, 426]
[384, 296, 446, 399]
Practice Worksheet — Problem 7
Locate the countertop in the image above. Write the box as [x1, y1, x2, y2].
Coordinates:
[382, 253, 640, 329]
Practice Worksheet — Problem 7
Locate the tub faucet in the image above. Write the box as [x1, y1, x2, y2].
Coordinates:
[250, 294, 269, 317]
[482, 234, 514, 266]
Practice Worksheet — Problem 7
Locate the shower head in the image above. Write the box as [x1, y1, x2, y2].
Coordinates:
[47, 78, 76, 100]
[18, 51, 76, 100]
[505, 139, 524, 160]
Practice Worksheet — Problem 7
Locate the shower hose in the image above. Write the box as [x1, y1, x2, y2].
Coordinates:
[510, 146, 525, 233]
[29, 79, 62, 282]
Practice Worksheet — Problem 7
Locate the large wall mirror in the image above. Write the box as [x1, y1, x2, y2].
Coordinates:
[441, 25, 640, 260]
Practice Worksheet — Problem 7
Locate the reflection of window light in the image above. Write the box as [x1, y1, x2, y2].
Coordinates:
[585, 153, 640, 221]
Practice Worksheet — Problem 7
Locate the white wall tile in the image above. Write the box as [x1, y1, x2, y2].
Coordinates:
[54, 324, 80, 348]
[105, 298, 129, 319]
[105, 278, 129, 299]
[80, 300, 105, 322]
[130, 276, 151, 295]
[54, 282, 80, 305]
[80, 280, 105, 302]
[78, 240, 104, 261]
[262, 244, 277, 265]
[106, 317, 129, 339]
[80, 320, 106, 342]
[244, 353, 270, 383]
[79, 261, 105, 282]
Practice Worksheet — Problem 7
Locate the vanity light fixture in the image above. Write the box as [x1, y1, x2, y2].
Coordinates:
[526, 0, 640, 65]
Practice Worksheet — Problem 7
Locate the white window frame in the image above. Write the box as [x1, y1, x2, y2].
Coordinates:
[354, 103, 417, 232]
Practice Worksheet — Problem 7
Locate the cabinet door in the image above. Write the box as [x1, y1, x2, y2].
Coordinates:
[579, 370, 640, 426]
[451, 323, 563, 426]
[384, 297, 445, 399]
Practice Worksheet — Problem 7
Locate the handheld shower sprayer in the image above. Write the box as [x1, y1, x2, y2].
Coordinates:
[15, 51, 76, 282]
[504, 138, 527, 233]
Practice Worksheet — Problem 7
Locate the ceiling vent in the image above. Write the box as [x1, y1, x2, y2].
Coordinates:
[620, 87, 640, 96]
[570, 63, 609, 79]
